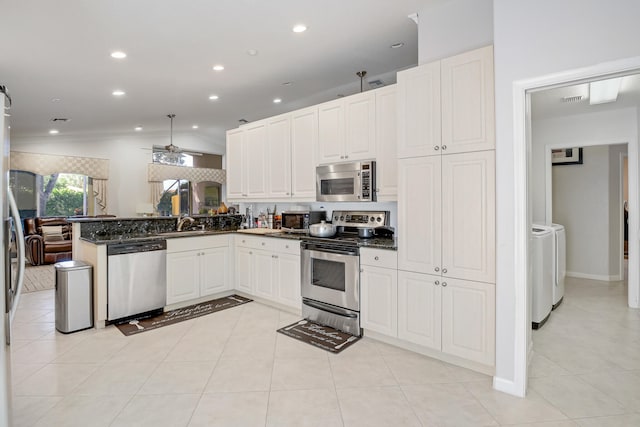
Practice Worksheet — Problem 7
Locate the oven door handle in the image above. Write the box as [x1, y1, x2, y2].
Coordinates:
[304, 247, 359, 257]
[302, 298, 358, 319]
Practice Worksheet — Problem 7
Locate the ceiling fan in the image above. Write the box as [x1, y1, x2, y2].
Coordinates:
[152, 114, 202, 156]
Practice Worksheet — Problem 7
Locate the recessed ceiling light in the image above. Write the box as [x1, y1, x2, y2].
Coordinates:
[292, 24, 307, 33]
[51, 97, 61, 103]
[134, 126, 143, 131]
[49, 129, 59, 135]
[212, 65, 224, 71]
[209, 95, 219, 100]
[273, 98, 282, 104]
[192, 125, 199, 129]
[390, 42, 404, 49]
[112, 90, 125, 96]
[246, 49, 258, 56]
[111, 51, 127, 59]
[282, 82, 292, 86]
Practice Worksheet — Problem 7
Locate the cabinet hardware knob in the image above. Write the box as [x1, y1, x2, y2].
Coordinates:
[285, 245, 289, 248]
[434, 146, 440, 151]
[340, 156, 344, 159]
[374, 256, 379, 261]
[435, 280, 440, 286]
[434, 267, 440, 272]
[442, 268, 447, 274]
[442, 282, 448, 287]
[360, 268, 363, 273]
[345, 155, 349, 159]
[261, 242, 265, 246]
[442, 145, 447, 150]
[286, 192, 290, 195]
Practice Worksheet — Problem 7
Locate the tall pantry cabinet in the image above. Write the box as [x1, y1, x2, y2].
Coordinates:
[396, 45, 496, 368]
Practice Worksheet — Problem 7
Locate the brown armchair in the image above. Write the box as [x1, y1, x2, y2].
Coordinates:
[24, 217, 73, 266]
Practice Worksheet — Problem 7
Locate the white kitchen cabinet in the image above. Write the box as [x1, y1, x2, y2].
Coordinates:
[441, 45, 495, 155]
[225, 128, 244, 199]
[397, 270, 441, 350]
[360, 248, 398, 337]
[398, 151, 495, 284]
[317, 91, 376, 164]
[397, 61, 441, 159]
[374, 85, 398, 201]
[234, 236, 301, 309]
[266, 114, 292, 198]
[397, 46, 494, 159]
[166, 236, 231, 305]
[167, 251, 200, 304]
[441, 277, 495, 366]
[397, 270, 495, 366]
[290, 107, 317, 200]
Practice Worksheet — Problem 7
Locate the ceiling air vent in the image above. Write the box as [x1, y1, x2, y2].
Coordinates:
[368, 79, 385, 88]
[561, 95, 583, 103]
[50, 117, 70, 122]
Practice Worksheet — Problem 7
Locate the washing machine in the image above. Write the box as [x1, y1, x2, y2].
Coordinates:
[531, 226, 554, 329]
[549, 223, 566, 309]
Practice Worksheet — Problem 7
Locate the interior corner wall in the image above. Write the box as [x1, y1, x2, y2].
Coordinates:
[11, 132, 225, 217]
[552, 145, 610, 278]
[494, 0, 640, 389]
[609, 144, 627, 279]
[417, 0, 493, 64]
[531, 108, 637, 223]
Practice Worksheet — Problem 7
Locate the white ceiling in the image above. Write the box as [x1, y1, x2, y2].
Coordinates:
[0, 0, 434, 145]
[531, 73, 640, 120]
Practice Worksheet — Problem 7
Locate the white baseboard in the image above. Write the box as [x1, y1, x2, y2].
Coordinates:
[492, 376, 525, 397]
[566, 271, 621, 282]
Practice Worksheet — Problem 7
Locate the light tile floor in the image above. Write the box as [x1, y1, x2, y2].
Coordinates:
[8, 276, 640, 426]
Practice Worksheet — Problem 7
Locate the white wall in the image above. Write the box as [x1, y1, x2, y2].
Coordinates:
[418, 0, 493, 64]
[12, 132, 225, 217]
[552, 145, 611, 279]
[531, 108, 637, 223]
[494, 0, 640, 391]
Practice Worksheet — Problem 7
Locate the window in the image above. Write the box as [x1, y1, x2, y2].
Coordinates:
[10, 171, 89, 218]
[156, 179, 190, 216]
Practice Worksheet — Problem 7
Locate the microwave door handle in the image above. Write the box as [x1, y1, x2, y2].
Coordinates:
[8, 190, 25, 323]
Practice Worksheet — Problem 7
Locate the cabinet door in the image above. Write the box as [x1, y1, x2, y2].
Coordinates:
[253, 250, 275, 300]
[226, 129, 245, 199]
[375, 85, 397, 201]
[290, 107, 318, 200]
[361, 265, 397, 337]
[441, 45, 495, 154]
[167, 251, 199, 305]
[344, 91, 376, 161]
[397, 270, 441, 350]
[441, 151, 495, 283]
[441, 278, 495, 366]
[267, 115, 292, 198]
[317, 99, 345, 164]
[235, 247, 254, 294]
[397, 62, 441, 159]
[200, 247, 229, 297]
[275, 253, 301, 308]
[244, 122, 268, 198]
[398, 156, 441, 275]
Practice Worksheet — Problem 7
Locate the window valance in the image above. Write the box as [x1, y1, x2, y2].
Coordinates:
[10, 151, 109, 179]
[147, 163, 226, 184]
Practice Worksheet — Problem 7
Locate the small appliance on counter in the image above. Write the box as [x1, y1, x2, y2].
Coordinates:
[281, 210, 325, 233]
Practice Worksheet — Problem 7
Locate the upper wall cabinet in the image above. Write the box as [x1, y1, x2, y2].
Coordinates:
[226, 122, 268, 199]
[226, 128, 245, 199]
[397, 45, 495, 159]
[374, 85, 398, 201]
[317, 91, 376, 164]
[290, 107, 318, 200]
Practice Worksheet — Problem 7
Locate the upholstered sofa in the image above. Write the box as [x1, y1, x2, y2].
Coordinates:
[23, 217, 73, 266]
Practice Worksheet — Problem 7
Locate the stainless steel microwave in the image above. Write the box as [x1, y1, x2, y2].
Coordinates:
[281, 210, 326, 233]
[316, 161, 376, 202]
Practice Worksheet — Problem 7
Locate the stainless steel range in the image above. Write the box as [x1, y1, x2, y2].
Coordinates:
[301, 210, 390, 336]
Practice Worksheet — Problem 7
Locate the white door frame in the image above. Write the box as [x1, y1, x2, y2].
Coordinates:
[543, 141, 633, 282]
[511, 55, 640, 397]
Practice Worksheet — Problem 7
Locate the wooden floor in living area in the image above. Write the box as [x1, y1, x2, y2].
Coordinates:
[22, 264, 55, 293]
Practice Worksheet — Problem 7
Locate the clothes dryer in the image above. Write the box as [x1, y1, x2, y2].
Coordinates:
[531, 227, 554, 329]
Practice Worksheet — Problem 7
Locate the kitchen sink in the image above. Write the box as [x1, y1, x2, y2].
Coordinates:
[159, 230, 211, 237]
[235, 228, 284, 235]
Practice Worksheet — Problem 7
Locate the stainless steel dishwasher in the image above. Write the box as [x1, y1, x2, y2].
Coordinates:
[107, 240, 167, 321]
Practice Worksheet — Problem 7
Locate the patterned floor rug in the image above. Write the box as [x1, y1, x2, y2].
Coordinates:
[277, 319, 361, 354]
[115, 294, 252, 336]
[22, 264, 55, 293]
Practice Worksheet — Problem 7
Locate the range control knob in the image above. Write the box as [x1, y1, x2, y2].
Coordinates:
[376, 217, 382, 222]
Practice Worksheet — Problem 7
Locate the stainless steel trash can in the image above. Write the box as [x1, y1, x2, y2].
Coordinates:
[55, 260, 93, 333]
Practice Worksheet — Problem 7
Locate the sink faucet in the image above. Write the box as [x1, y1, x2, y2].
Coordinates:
[177, 216, 195, 231]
